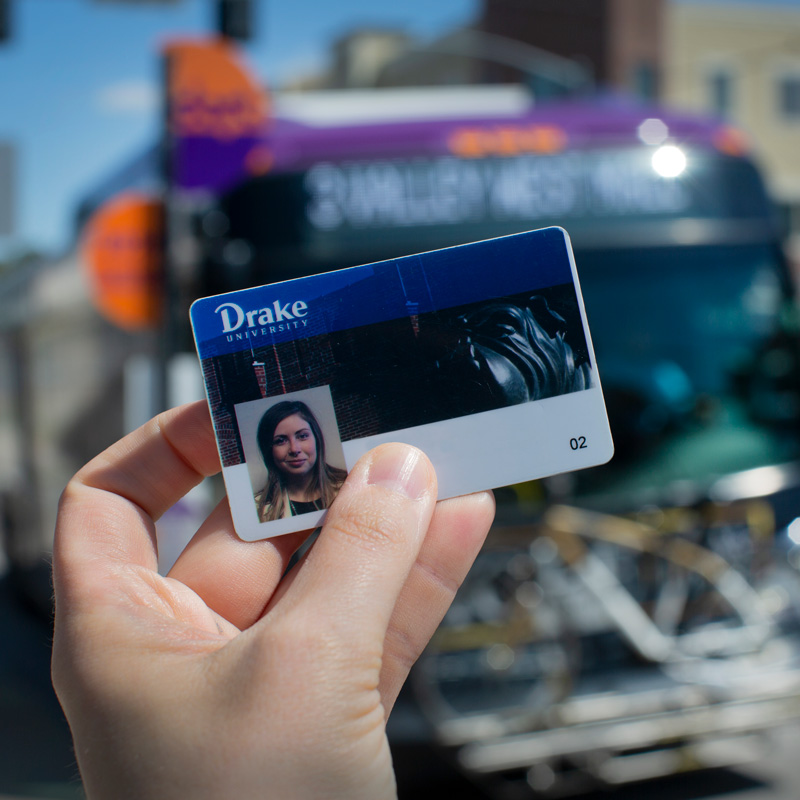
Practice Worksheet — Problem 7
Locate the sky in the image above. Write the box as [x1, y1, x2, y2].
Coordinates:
[0, 0, 477, 258]
[1, 0, 799, 260]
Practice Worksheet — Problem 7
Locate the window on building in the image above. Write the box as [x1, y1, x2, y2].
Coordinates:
[778, 75, 800, 119]
[708, 69, 734, 118]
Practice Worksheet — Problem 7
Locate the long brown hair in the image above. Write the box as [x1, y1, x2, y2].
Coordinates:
[255, 400, 346, 521]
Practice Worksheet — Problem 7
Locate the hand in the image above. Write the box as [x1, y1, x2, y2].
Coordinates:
[51, 400, 494, 800]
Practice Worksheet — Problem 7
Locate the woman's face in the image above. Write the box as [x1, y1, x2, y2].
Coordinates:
[271, 413, 318, 479]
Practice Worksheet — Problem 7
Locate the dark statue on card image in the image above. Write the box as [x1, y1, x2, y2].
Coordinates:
[427, 295, 592, 417]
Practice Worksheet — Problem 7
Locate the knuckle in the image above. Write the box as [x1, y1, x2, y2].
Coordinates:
[414, 554, 462, 599]
[383, 620, 425, 673]
[56, 477, 84, 514]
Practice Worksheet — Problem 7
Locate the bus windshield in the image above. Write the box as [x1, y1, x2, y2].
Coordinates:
[208, 146, 779, 289]
[574, 241, 800, 501]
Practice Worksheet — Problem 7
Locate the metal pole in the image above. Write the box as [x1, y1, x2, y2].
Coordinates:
[157, 47, 177, 413]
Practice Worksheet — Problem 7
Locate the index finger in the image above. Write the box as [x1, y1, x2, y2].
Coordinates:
[54, 401, 221, 577]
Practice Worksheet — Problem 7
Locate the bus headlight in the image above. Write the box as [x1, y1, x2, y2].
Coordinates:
[652, 145, 687, 178]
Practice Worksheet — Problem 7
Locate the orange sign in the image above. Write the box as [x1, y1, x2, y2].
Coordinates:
[81, 193, 163, 331]
[448, 124, 567, 158]
[713, 125, 750, 157]
[166, 39, 269, 140]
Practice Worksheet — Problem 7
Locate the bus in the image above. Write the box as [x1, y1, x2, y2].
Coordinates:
[176, 85, 800, 793]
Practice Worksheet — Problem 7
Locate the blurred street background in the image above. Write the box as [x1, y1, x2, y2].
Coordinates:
[6, 0, 800, 797]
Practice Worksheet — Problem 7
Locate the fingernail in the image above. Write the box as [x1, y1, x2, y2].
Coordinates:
[366, 444, 430, 500]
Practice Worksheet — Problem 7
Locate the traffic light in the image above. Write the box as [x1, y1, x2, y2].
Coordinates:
[218, 0, 253, 41]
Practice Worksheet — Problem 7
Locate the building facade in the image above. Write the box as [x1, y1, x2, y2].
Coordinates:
[478, 0, 665, 98]
[664, 0, 800, 248]
[284, 0, 665, 101]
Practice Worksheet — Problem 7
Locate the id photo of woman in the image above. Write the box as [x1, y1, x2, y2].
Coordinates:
[235, 387, 347, 524]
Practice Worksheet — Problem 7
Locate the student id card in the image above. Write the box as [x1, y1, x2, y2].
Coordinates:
[191, 227, 614, 540]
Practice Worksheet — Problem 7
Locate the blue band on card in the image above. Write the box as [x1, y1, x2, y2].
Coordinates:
[191, 227, 573, 358]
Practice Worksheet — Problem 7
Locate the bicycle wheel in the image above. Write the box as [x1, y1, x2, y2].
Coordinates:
[413, 543, 578, 735]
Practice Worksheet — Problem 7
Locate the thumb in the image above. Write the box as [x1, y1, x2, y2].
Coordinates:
[272, 442, 437, 649]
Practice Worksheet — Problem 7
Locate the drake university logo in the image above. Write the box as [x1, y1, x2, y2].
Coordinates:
[215, 299, 310, 337]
